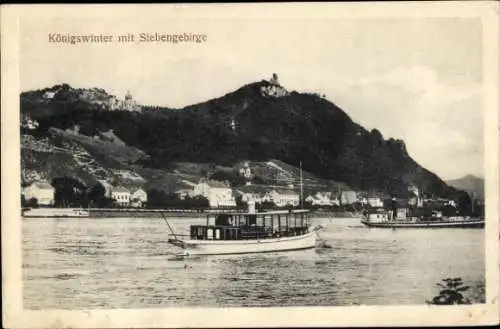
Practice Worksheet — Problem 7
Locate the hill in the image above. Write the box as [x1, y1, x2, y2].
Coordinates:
[20, 77, 463, 198]
[446, 175, 485, 200]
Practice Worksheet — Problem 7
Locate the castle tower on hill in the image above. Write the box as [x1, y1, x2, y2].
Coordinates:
[270, 73, 279, 86]
[125, 90, 132, 101]
[122, 90, 140, 112]
[261, 73, 288, 98]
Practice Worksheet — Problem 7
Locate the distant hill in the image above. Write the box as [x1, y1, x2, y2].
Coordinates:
[20, 77, 464, 198]
[446, 175, 484, 200]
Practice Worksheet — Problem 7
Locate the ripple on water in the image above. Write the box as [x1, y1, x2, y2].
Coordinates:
[22, 217, 485, 309]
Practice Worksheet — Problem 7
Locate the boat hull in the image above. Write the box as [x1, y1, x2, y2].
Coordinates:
[361, 219, 484, 228]
[176, 231, 317, 256]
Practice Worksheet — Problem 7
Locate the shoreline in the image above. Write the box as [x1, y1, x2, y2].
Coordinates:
[21, 207, 360, 218]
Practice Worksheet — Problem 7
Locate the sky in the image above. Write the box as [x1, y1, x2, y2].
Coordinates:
[19, 14, 485, 180]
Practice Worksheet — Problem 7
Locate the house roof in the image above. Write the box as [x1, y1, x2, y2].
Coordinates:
[30, 181, 54, 189]
[357, 191, 384, 199]
[270, 189, 300, 196]
[204, 180, 230, 188]
[235, 184, 271, 195]
[393, 199, 409, 207]
[175, 187, 194, 192]
[112, 186, 130, 193]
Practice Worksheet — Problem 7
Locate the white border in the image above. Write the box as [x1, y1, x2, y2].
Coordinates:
[2, 2, 499, 327]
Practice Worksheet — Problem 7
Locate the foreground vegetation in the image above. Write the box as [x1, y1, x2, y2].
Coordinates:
[427, 278, 485, 305]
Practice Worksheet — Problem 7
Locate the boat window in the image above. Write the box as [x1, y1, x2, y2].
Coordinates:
[280, 216, 287, 231]
[249, 215, 257, 227]
[273, 215, 280, 232]
[215, 229, 220, 240]
[264, 215, 272, 228]
[207, 228, 213, 240]
[215, 214, 230, 226]
[256, 216, 263, 227]
[240, 217, 247, 226]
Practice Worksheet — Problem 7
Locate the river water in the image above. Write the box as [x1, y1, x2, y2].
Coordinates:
[22, 216, 485, 309]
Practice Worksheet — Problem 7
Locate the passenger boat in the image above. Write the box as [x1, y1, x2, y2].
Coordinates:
[166, 205, 322, 256]
[360, 208, 484, 228]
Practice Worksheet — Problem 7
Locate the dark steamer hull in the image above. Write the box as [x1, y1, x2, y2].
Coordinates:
[361, 220, 484, 229]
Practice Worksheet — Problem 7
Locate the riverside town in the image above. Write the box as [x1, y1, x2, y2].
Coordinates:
[20, 71, 486, 308]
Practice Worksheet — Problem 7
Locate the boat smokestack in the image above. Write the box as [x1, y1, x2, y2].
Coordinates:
[247, 199, 256, 214]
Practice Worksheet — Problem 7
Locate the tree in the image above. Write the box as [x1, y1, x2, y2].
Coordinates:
[370, 128, 383, 145]
[184, 195, 209, 210]
[442, 205, 458, 217]
[52, 134, 65, 148]
[235, 195, 246, 209]
[257, 201, 276, 211]
[210, 170, 245, 187]
[51, 177, 87, 207]
[146, 189, 170, 209]
[427, 278, 471, 305]
[304, 200, 314, 210]
[472, 203, 485, 217]
[456, 192, 472, 215]
[86, 183, 114, 208]
[25, 197, 38, 208]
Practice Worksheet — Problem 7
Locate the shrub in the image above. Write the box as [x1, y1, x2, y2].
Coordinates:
[426, 278, 471, 305]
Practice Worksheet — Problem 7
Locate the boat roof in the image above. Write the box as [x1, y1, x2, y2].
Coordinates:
[209, 209, 310, 216]
[365, 208, 388, 213]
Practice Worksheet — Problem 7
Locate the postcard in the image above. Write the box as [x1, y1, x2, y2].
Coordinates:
[1, 2, 499, 328]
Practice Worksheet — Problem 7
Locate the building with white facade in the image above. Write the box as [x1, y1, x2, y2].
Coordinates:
[340, 190, 357, 205]
[235, 185, 268, 204]
[111, 186, 131, 207]
[175, 187, 196, 200]
[23, 181, 55, 206]
[130, 188, 148, 207]
[262, 189, 300, 207]
[367, 194, 384, 208]
[194, 179, 236, 208]
[238, 162, 253, 179]
[409, 196, 424, 208]
[305, 191, 339, 207]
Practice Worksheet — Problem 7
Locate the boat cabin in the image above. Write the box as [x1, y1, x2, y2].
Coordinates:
[190, 209, 311, 241]
[363, 208, 392, 223]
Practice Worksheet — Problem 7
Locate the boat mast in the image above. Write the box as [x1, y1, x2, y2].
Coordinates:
[300, 160, 304, 209]
[471, 191, 475, 215]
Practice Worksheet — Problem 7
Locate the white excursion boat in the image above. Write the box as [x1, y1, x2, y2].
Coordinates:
[166, 205, 322, 257]
[166, 161, 326, 256]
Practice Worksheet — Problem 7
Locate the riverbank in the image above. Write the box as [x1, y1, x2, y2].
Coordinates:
[313, 210, 362, 218]
[89, 208, 211, 218]
[22, 207, 362, 219]
[22, 207, 241, 218]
